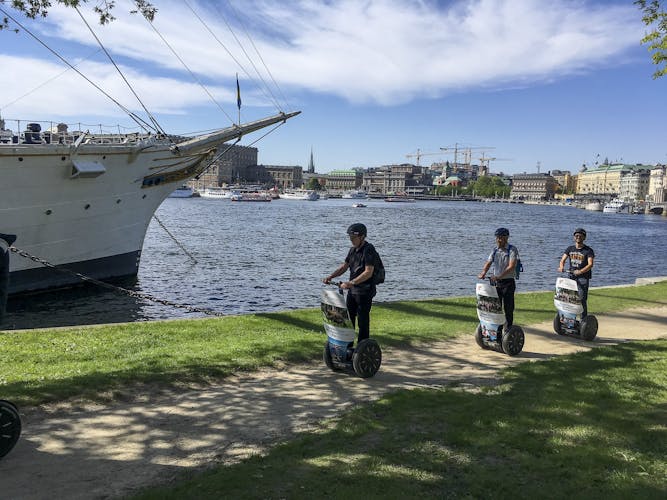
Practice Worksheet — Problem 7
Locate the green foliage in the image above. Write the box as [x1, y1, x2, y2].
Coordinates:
[636, 0, 667, 78]
[1, 0, 156, 30]
[305, 177, 322, 190]
[469, 175, 511, 197]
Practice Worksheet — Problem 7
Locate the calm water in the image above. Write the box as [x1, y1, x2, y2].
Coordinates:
[5, 198, 666, 329]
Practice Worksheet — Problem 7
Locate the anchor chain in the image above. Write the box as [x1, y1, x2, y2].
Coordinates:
[9, 247, 224, 317]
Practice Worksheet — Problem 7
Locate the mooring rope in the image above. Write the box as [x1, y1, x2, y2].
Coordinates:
[9, 247, 224, 317]
[152, 214, 198, 264]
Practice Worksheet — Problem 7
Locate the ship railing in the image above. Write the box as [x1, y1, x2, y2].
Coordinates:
[0, 118, 150, 146]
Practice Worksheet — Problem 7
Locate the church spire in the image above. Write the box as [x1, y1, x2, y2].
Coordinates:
[308, 147, 315, 173]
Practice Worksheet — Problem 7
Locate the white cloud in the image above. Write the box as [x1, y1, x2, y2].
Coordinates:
[0, 0, 642, 117]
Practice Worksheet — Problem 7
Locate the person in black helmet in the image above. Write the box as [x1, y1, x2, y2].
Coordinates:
[477, 227, 520, 337]
[559, 228, 595, 318]
[323, 223, 380, 343]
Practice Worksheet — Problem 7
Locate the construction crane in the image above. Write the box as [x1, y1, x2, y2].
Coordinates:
[405, 148, 446, 166]
[478, 153, 512, 175]
[440, 144, 495, 170]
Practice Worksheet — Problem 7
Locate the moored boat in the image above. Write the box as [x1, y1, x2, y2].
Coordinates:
[341, 190, 368, 199]
[584, 201, 603, 211]
[168, 185, 194, 198]
[199, 187, 237, 199]
[602, 198, 629, 214]
[230, 192, 271, 202]
[280, 190, 319, 201]
[1, 112, 299, 295]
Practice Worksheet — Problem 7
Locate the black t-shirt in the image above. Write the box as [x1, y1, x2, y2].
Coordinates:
[345, 241, 378, 296]
[563, 244, 595, 279]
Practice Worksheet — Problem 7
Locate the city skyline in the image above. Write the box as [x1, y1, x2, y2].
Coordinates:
[0, 0, 665, 174]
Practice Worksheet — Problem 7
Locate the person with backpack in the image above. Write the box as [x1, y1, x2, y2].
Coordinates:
[477, 227, 520, 338]
[323, 223, 383, 343]
[558, 227, 595, 319]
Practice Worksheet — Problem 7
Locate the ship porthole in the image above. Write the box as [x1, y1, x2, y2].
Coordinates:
[18, 157, 23, 162]
[116, 199, 121, 204]
[84, 204, 91, 210]
[45, 209, 52, 215]
[102, 155, 106, 159]
[61, 156, 66, 161]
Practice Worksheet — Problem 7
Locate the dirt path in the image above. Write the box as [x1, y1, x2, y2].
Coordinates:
[2, 306, 666, 500]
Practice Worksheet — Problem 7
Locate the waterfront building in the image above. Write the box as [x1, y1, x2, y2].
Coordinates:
[510, 173, 557, 200]
[189, 144, 258, 190]
[550, 169, 576, 194]
[648, 165, 666, 203]
[325, 169, 363, 192]
[262, 165, 303, 189]
[575, 164, 653, 198]
[619, 169, 650, 202]
[362, 164, 432, 195]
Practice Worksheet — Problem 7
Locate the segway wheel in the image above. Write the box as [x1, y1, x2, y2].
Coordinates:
[580, 315, 598, 341]
[475, 325, 488, 349]
[323, 342, 341, 372]
[501, 326, 524, 356]
[352, 339, 382, 378]
[553, 313, 564, 335]
[0, 400, 21, 459]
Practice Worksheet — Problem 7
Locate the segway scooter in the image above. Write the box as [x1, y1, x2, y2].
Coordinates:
[0, 399, 21, 459]
[475, 281, 524, 356]
[321, 284, 382, 378]
[553, 273, 598, 341]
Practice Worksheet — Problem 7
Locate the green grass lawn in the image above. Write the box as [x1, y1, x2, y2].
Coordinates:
[2, 282, 666, 498]
[134, 340, 667, 499]
[2, 282, 666, 407]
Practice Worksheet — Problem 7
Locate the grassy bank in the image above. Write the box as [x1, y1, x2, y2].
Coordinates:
[135, 340, 667, 499]
[1, 282, 666, 407]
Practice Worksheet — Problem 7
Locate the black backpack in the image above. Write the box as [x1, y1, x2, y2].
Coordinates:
[372, 252, 385, 285]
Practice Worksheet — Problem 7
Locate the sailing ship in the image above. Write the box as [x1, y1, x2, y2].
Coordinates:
[1, 113, 299, 295]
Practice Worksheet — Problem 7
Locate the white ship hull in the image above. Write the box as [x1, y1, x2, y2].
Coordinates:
[602, 199, 629, 214]
[280, 190, 318, 201]
[1, 112, 299, 295]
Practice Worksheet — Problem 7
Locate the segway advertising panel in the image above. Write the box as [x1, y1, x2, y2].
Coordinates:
[475, 282, 524, 356]
[553, 276, 598, 340]
[320, 286, 382, 378]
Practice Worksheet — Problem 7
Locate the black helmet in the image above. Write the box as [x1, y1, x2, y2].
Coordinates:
[494, 227, 510, 237]
[573, 228, 586, 237]
[347, 223, 367, 237]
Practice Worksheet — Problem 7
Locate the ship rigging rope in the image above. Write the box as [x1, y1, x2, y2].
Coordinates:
[214, 0, 292, 111]
[74, 6, 167, 137]
[0, 6, 157, 134]
[138, 8, 236, 126]
[9, 247, 224, 317]
[185, 0, 286, 113]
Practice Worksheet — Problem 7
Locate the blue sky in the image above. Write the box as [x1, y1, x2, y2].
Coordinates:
[0, 0, 665, 174]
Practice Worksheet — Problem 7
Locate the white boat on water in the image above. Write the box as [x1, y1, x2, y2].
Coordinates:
[603, 198, 630, 214]
[584, 201, 603, 211]
[200, 187, 236, 199]
[1, 112, 298, 295]
[341, 190, 368, 199]
[168, 185, 194, 198]
[280, 190, 319, 201]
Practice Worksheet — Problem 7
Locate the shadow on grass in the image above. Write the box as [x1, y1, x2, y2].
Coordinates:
[136, 341, 667, 500]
